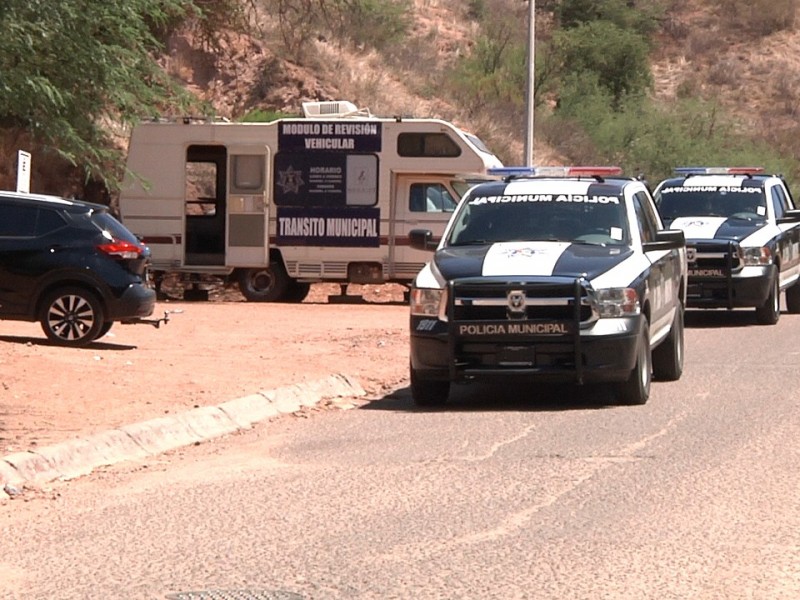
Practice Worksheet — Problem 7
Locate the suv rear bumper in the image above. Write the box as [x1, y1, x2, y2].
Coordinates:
[411, 315, 643, 384]
[106, 284, 156, 320]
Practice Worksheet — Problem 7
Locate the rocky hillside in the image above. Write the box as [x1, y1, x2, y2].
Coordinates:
[4, 0, 800, 196]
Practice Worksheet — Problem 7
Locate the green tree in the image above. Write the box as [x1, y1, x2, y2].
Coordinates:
[551, 20, 652, 106]
[0, 0, 201, 189]
[557, 0, 663, 38]
[544, 80, 796, 185]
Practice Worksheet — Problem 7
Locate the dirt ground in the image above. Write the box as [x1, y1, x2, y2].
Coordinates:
[0, 284, 410, 455]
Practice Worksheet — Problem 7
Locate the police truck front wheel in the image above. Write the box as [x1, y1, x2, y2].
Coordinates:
[410, 364, 450, 407]
[785, 281, 800, 313]
[238, 264, 290, 302]
[652, 304, 684, 382]
[615, 322, 651, 405]
[755, 275, 780, 325]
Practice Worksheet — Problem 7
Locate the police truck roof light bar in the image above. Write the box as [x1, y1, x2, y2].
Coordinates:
[674, 167, 765, 176]
[488, 166, 624, 178]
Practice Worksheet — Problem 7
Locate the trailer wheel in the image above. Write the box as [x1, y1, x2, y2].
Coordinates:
[281, 281, 311, 303]
[237, 263, 290, 302]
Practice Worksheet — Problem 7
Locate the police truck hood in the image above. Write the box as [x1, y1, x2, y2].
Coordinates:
[434, 241, 634, 280]
[669, 215, 767, 242]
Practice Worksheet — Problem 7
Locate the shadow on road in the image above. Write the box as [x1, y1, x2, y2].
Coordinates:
[363, 380, 622, 413]
[0, 335, 137, 350]
[683, 308, 784, 329]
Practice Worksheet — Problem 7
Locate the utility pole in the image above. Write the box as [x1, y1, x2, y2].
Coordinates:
[523, 0, 535, 167]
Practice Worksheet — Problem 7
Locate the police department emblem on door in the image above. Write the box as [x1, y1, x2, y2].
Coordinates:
[507, 290, 527, 317]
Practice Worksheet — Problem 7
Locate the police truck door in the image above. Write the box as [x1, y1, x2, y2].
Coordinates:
[226, 147, 270, 267]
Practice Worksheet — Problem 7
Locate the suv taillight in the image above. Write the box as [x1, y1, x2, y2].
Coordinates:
[97, 240, 143, 259]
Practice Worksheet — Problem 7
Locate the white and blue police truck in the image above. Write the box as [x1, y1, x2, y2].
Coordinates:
[409, 166, 687, 407]
[654, 167, 800, 324]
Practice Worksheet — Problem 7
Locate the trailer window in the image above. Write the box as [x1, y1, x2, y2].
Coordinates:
[397, 133, 461, 158]
[231, 155, 264, 193]
[186, 161, 219, 216]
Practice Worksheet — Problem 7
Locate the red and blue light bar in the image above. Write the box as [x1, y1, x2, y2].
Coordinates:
[489, 166, 624, 178]
[674, 167, 765, 175]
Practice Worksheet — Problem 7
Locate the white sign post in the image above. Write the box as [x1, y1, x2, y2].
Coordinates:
[16, 150, 31, 194]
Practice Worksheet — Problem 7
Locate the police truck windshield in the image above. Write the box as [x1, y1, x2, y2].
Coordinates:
[656, 186, 767, 225]
[447, 190, 629, 246]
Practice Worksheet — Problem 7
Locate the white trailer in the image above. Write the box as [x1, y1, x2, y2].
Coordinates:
[119, 100, 502, 301]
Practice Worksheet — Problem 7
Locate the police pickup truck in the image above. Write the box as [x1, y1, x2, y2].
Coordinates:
[409, 166, 687, 407]
[653, 167, 800, 325]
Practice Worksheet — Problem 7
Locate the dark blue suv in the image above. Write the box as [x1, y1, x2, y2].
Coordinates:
[0, 191, 158, 346]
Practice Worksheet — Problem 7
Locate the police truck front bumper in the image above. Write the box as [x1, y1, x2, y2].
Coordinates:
[410, 315, 644, 385]
[687, 264, 776, 308]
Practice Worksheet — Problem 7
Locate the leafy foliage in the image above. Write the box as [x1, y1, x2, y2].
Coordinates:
[0, 0, 204, 189]
[190, 0, 257, 49]
[557, 0, 663, 38]
[240, 108, 297, 122]
[544, 77, 796, 185]
[551, 21, 652, 106]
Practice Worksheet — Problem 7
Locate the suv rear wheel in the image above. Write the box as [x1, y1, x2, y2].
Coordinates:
[40, 287, 105, 347]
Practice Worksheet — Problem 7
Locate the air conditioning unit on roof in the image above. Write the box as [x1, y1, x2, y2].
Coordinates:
[302, 100, 371, 118]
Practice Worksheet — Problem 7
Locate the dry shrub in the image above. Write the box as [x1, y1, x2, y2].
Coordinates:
[662, 13, 690, 40]
[773, 71, 800, 117]
[707, 58, 739, 86]
[717, 0, 797, 36]
[538, 117, 597, 165]
[686, 29, 719, 57]
[676, 75, 702, 99]
[760, 121, 800, 166]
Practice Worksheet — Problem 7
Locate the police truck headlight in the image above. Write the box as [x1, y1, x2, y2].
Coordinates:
[410, 287, 445, 317]
[595, 288, 640, 318]
[740, 246, 773, 266]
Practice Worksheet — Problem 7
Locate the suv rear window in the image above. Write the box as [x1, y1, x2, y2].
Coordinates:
[90, 210, 140, 243]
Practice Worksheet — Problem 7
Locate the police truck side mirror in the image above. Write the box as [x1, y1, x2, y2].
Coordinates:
[643, 229, 685, 252]
[409, 229, 438, 251]
[777, 209, 800, 224]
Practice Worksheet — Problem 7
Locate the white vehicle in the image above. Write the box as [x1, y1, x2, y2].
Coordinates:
[118, 100, 502, 301]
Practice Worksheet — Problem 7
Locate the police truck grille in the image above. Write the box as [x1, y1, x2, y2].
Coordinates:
[691, 241, 741, 271]
[450, 279, 593, 322]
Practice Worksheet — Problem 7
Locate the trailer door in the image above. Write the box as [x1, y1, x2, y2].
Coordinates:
[226, 146, 270, 267]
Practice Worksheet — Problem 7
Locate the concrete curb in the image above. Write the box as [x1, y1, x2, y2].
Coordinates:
[0, 373, 365, 499]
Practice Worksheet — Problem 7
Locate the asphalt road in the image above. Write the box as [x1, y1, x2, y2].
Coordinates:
[2, 307, 799, 599]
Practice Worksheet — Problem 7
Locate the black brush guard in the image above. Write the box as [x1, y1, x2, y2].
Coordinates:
[687, 240, 738, 308]
[446, 276, 595, 384]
